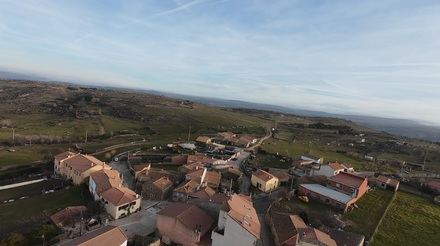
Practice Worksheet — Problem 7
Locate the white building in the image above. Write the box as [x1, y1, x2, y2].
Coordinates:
[211, 194, 260, 246]
[311, 162, 352, 177]
[89, 169, 141, 219]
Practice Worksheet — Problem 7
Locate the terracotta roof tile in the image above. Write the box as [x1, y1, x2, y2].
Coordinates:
[158, 203, 214, 236]
[298, 227, 336, 246]
[226, 194, 260, 239]
[101, 186, 139, 206]
[328, 162, 345, 171]
[90, 169, 122, 194]
[61, 225, 127, 246]
[253, 169, 277, 182]
[55, 151, 76, 161]
[186, 169, 221, 188]
[329, 172, 366, 188]
[50, 206, 87, 227]
[152, 176, 173, 191]
[63, 154, 107, 172]
[376, 175, 399, 187]
[268, 168, 290, 182]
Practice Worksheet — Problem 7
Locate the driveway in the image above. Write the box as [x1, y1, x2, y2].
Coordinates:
[108, 200, 167, 238]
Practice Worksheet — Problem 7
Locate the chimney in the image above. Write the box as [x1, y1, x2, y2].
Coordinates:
[197, 168, 208, 190]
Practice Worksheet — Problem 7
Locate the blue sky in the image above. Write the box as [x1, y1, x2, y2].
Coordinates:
[1, 0, 440, 125]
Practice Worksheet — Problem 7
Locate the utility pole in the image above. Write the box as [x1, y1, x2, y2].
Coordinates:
[12, 128, 15, 146]
[229, 179, 233, 194]
[187, 125, 191, 142]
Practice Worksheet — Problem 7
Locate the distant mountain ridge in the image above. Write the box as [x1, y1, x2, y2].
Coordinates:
[1, 69, 439, 142]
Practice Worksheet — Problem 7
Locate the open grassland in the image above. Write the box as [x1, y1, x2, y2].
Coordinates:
[0, 186, 87, 227]
[0, 114, 146, 142]
[343, 189, 395, 239]
[260, 138, 367, 170]
[372, 192, 440, 246]
[0, 144, 69, 168]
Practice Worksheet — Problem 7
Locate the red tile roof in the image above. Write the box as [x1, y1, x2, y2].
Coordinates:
[426, 180, 440, 191]
[90, 169, 122, 195]
[271, 212, 306, 245]
[226, 194, 260, 239]
[158, 203, 214, 236]
[196, 136, 212, 143]
[268, 168, 290, 182]
[152, 176, 173, 191]
[63, 154, 107, 172]
[376, 175, 400, 187]
[50, 206, 87, 227]
[61, 225, 127, 246]
[55, 151, 76, 161]
[100, 186, 139, 206]
[298, 227, 336, 246]
[328, 162, 345, 171]
[329, 172, 366, 188]
[253, 169, 277, 182]
[186, 169, 221, 188]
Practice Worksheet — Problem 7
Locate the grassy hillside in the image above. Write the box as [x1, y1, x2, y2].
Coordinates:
[372, 192, 440, 246]
[0, 80, 439, 173]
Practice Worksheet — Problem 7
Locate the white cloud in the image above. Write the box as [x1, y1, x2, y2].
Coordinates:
[0, 0, 439, 124]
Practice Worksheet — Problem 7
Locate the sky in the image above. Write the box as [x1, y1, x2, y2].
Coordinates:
[1, 0, 440, 125]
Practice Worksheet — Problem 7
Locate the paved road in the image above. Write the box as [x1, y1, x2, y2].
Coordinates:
[91, 139, 146, 156]
[108, 200, 166, 238]
[246, 127, 273, 152]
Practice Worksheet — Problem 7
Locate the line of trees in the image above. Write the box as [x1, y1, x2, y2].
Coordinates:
[8, 134, 70, 146]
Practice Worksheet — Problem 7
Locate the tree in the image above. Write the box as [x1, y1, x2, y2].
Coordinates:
[0, 233, 27, 246]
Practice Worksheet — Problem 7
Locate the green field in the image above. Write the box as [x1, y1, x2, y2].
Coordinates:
[343, 189, 395, 239]
[372, 192, 440, 246]
[0, 186, 87, 227]
[260, 138, 366, 169]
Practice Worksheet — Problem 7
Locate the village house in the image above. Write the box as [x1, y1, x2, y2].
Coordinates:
[217, 132, 258, 148]
[178, 154, 225, 173]
[135, 164, 179, 200]
[269, 212, 336, 246]
[328, 230, 365, 246]
[327, 172, 368, 198]
[50, 206, 88, 228]
[374, 175, 400, 192]
[301, 155, 324, 164]
[89, 169, 141, 219]
[173, 167, 224, 203]
[425, 180, 440, 194]
[61, 225, 128, 246]
[268, 168, 291, 186]
[251, 169, 279, 192]
[211, 194, 261, 246]
[196, 136, 213, 145]
[298, 172, 368, 211]
[54, 152, 111, 185]
[237, 135, 258, 148]
[156, 203, 215, 246]
[186, 168, 221, 189]
[311, 162, 354, 177]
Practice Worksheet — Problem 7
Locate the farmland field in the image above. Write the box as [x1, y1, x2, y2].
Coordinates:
[343, 189, 395, 239]
[0, 186, 87, 228]
[372, 192, 440, 246]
